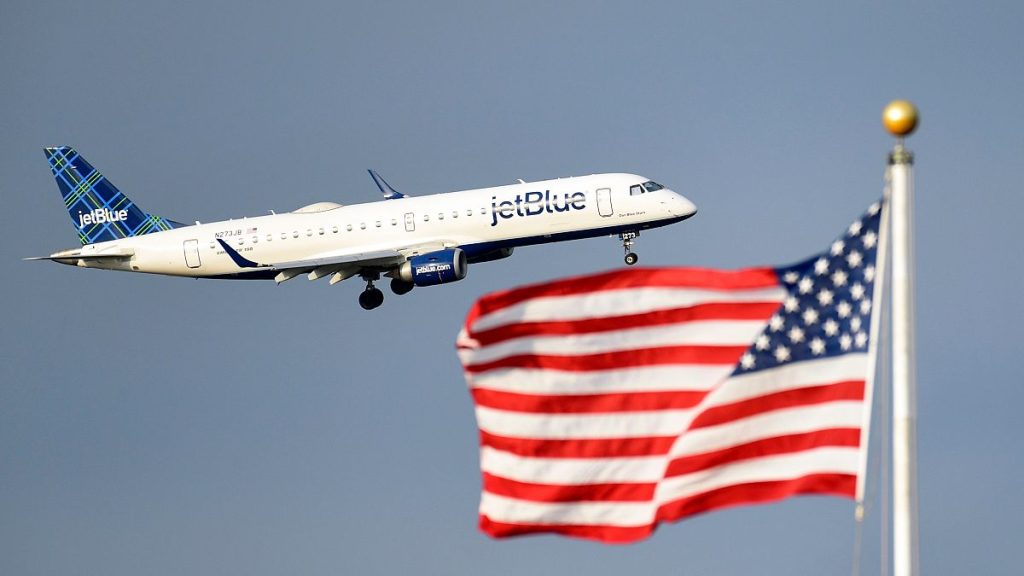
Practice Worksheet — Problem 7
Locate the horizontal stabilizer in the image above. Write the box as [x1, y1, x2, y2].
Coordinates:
[24, 247, 135, 262]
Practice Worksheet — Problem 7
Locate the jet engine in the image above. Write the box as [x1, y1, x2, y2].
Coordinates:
[396, 248, 468, 287]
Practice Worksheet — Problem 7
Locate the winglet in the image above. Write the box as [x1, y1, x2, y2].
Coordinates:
[368, 170, 407, 199]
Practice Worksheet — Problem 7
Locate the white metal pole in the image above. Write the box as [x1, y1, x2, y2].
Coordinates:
[889, 141, 919, 576]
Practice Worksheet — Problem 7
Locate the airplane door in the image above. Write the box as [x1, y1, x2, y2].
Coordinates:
[596, 188, 613, 217]
[183, 239, 201, 268]
[404, 212, 415, 232]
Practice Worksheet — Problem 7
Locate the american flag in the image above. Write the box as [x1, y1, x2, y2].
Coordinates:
[455, 200, 884, 543]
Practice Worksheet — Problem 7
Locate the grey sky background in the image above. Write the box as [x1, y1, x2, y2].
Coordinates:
[2, 1, 1021, 574]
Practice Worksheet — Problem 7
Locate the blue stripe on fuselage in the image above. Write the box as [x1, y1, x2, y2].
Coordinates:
[460, 213, 692, 261]
[204, 213, 692, 280]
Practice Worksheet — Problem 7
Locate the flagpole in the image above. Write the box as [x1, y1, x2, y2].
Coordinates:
[883, 100, 920, 576]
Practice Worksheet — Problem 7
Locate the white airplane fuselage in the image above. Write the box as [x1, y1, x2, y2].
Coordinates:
[37, 146, 697, 308]
[58, 173, 696, 279]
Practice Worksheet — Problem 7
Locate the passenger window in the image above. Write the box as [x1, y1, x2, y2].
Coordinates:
[332, 225, 338, 233]
[306, 229, 313, 237]
[630, 185, 643, 196]
[319, 227, 324, 235]
[252, 236, 258, 244]
[239, 237, 245, 245]
[423, 214, 429, 222]
[346, 224, 352, 232]
[266, 234, 272, 242]
[360, 222, 366, 230]
[293, 231, 299, 238]
[438, 213, 444, 220]
[467, 209, 473, 216]
[391, 219, 397, 226]
[452, 211, 458, 218]
[209, 242, 216, 250]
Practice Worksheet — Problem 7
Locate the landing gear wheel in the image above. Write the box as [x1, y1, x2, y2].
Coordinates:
[619, 231, 640, 266]
[359, 287, 384, 310]
[390, 278, 414, 295]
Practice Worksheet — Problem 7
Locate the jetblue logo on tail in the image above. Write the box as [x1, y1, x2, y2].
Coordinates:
[78, 208, 128, 228]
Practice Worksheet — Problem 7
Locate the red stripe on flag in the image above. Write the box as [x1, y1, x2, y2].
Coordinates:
[664, 428, 862, 477]
[464, 345, 749, 374]
[480, 431, 678, 458]
[479, 516, 655, 544]
[464, 267, 780, 330]
[469, 301, 781, 347]
[472, 388, 709, 414]
[483, 472, 656, 503]
[477, 474, 856, 544]
[656, 473, 858, 525]
[689, 380, 865, 429]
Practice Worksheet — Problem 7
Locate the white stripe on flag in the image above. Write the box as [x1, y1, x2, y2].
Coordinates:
[481, 446, 667, 484]
[668, 401, 865, 458]
[466, 364, 735, 395]
[699, 354, 869, 408]
[655, 447, 861, 504]
[477, 403, 862, 487]
[458, 320, 768, 366]
[480, 492, 656, 528]
[471, 286, 787, 331]
[475, 405, 697, 440]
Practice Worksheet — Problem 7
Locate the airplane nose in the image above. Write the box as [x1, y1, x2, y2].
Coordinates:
[669, 191, 697, 218]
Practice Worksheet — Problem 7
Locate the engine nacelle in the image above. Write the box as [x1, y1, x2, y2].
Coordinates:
[397, 248, 468, 287]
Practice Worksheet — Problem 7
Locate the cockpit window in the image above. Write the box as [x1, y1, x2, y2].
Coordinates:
[630, 184, 643, 196]
[642, 181, 665, 192]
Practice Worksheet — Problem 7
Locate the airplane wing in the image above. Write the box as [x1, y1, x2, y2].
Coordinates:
[272, 249, 406, 283]
[217, 239, 451, 284]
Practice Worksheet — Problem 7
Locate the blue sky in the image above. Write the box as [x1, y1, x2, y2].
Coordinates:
[2, 2, 1021, 574]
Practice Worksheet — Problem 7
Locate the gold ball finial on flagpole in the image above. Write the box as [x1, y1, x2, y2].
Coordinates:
[883, 100, 919, 137]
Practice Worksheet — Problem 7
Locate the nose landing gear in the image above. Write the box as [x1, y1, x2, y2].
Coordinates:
[620, 231, 639, 266]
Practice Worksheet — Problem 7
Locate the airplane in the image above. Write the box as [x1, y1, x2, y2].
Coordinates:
[29, 147, 698, 309]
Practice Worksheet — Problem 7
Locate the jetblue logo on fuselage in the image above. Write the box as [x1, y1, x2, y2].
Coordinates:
[78, 208, 128, 228]
[490, 190, 586, 227]
[416, 263, 452, 274]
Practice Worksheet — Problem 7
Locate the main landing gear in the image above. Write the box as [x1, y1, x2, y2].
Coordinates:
[359, 273, 385, 310]
[390, 278, 414, 296]
[620, 231, 639, 266]
[358, 273, 416, 310]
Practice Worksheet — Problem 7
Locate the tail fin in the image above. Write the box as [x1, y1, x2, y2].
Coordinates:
[45, 146, 185, 245]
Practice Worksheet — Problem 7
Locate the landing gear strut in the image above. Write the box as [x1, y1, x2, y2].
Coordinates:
[358, 273, 384, 310]
[620, 231, 639, 266]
